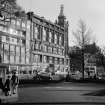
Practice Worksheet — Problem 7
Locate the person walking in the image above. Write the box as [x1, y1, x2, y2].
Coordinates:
[0, 77, 4, 95]
[11, 72, 19, 94]
[4, 76, 11, 96]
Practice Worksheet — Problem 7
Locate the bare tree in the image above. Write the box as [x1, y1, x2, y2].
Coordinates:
[0, 0, 25, 17]
[72, 19, 93, 79]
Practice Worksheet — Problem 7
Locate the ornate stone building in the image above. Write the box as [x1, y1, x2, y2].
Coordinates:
[0, 1, 70, 80]
[27, 5, 70, 73]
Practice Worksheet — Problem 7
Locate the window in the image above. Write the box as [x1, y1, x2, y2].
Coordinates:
[59, 36, 62, 45]
[49, 57, 52, 63]
[66, 59, 68, 65]
[62, 49, 64, 55]
[27, 21, 30, 29]
[40, 55, 42, 62]
[17, 20, 20, 26]
[48, 47, 52, 53]
[4, 44, 9, 53]
[59, 49, 62, 55]
[17, 38, 20, 44]
[22, 39, 26, 45]
[12, 38, 14, 42]
[62, 59, 64, 64]
[9, 28, 14, 34]
[53, 47, 57, 54]
[43, 45, 47, 52]
[0, 26, 3, 31]
[11, 19, 15, 25]
[22, 31, 26, 37]
[58, 48, 60, 55]
[6, 36, 10, 41]
[55, 58, 58, 64]
[47, 56, 49, 63]
[43, 28, 46, 41]
[34, 54, 39, 63]
[54, 33, 57, 44]
[58, 58, 60, 64]
[21, 47, 25, 64]
[49, 31, 52, 43]
[35, 43, 39, 50]
[22, 21, 26, 28]
[34, 26, 38, 39]
[60, 58, 62, 64]
[43, 56, 47, 63]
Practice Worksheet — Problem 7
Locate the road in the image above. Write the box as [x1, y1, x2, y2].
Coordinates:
[16, 82, 105, 104]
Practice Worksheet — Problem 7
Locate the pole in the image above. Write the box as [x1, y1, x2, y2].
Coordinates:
[82, 48, 84, 80]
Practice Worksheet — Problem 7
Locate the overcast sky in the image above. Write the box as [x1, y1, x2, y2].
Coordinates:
[17, 0, 105, 47]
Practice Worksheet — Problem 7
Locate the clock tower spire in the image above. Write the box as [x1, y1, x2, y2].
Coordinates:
[58, 4, 66, 27]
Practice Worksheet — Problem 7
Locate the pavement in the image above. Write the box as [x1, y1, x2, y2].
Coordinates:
[0, 89, 18, 103]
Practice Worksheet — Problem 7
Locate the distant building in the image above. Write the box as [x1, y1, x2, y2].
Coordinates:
[69, 46, 82, 72]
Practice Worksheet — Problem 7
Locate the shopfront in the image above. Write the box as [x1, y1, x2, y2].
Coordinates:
[0, 64, 8, 83]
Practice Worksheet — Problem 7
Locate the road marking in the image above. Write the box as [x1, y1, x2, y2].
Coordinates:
[43, 87, 73, 89]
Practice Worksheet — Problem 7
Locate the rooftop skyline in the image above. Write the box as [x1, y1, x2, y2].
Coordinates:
[17, 0, 105, 48]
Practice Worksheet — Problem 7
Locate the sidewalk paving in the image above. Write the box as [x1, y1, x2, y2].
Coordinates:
[0, 89, 18, 103]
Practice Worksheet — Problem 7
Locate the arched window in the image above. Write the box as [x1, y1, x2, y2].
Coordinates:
[49, 31, 52, 43]
[43, 28, 46, 41]
[54, 33, 57, 44]
[34, 26, 38, 39]
[59, 36, 62, 45]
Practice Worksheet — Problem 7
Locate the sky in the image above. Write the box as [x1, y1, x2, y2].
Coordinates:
[17, 0, 105, 48]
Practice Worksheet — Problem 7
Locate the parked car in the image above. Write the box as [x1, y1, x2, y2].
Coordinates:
[97, 74, 105, 80]
[37, 71, 51, 80]
[55, 71, 68, 80]
[70, 71, 88, 80]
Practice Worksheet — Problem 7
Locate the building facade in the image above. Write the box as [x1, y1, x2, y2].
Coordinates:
[0, 1, 70, 81]
[27, 5, 70, 73]
[0, 0, 31, 80]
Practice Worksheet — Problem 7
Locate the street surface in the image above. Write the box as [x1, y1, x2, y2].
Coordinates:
[16, 82, 105, 104]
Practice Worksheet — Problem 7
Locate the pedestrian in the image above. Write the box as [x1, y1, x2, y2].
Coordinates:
[11, 72, 19, 94]
[0, 77, 5, 95]
[4, 75, 11, 96]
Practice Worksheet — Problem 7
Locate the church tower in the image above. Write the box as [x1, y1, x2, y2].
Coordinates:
[57, 5, 69, 57]
[58, 4, 66, 27]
